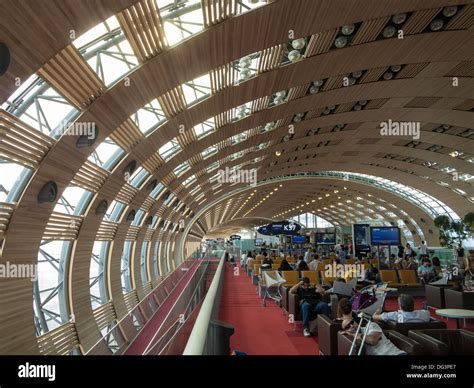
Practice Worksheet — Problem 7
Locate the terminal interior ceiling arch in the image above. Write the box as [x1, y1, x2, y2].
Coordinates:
[0, 0, 472, 354]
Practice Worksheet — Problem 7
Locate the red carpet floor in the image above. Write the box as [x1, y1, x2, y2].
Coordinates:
[218, 264, 473, 356]
[218, 262, 319, 355]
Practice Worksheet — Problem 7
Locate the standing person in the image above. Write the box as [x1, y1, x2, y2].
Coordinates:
[419, 241, 428, 258]
[457, 245, 465, 267]
[398, 244, 405, 259]
[304, 248, 311, 263]
[405, 243, 413, 258]
[289, 277, 331, 337]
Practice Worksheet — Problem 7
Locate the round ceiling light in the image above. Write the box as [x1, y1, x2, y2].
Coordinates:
[353, 104, 362, 111]
[392, 13, 407, 24]
[359, 100, 367, 106]
[335, 36, 348, 48]
[275, 91, 286, 98]
[382, 25, 396, 38]
[443, 6, 458, 17]
[239, 56, 252, 68]
[341, 24, 355, 35]
[352, 71, 363, 78]
[348, 77, 356, 85]
[313, 79, 324, 87]
[275, 150, 282, 156]
[288, 49, 302, 62]
[383, 71, 394, 80]
[309, 86, 319, 94]
[291, 38, 306, 50]
[239, 68, 251, 80]
[430, 19, 444, 31]
[390, 65, 402, 72]
[328, 105, 336, 111]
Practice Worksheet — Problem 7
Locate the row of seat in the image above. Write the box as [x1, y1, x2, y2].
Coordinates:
[379, 269, 423, 287]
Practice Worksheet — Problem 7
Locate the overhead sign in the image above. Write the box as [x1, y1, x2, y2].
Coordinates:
[229, 235, 241, 240]
[268, 221, 301, 235]
[257, 225, 272, 236]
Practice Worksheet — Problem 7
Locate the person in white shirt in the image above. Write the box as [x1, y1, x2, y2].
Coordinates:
[372, 294, 431, 323]
[342, 316, 406, 355]
[303, 248, 311, 263]
[419, 240, 428, 257]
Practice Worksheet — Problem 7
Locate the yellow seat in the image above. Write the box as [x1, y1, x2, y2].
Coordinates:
[345, 259, 355, 265]
[281, 270, 299, 286]
[253, 264, 261, 277]
[398, 270, 421, 286]
[301, 271, 319, 284]
[321, 259, 331, 266]
[380, 270, 401, 286]
[256, 255, 264, 261]
[321, 271, 336, 286]
[271, 263, 280, 270]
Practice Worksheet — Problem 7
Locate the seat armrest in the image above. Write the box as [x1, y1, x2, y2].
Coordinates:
[385, 331, 423, 355]
[288, 292, 300, 320]
[337, 331, 362, 355]
[408, 331, 449, 355]
[317, 315, 342, 355]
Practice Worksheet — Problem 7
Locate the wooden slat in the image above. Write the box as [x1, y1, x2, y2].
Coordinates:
[405, 96, 441, 108]
[0, 202, 15, 241]
[93, 301, 117, 330]
[359, 67, 388, 83]
[322, 73, 349, 91]
[126, 225, 140, 240]
[258, 44, 285, 73]
[335, 102, 356, 113]
[157, 86, 187, 118]
[251, 96, 270, 112]
[142, 196, 155, 212]
[304, 29, 338, 57]
[43, 213, 82, 240]
[70, 161, 109, 192]
[402, 8, 442, 34]
[116, 183, 138, 204]
[0, 110, 54, 168]
[445, 5, 474, 30]
[210, 62, 235, 93]
[117, 0, 167, 63]
[144, 227, 154, 242]
[395, 62, 429, 78]
[364, 98, 389, 110]
[37, 45, 105, 109]
[453, 99, 474, 111]
[351, 17, 390, 45]
[96, 220, 119, 241]
[124, 290, 139, 311]
[202, 0, 237, 27]
[37, 322, 80, 355]
[143, 152, 164, 173]
[110, 119, 145, 152]
[445, 61, 474, 78]
[286, 84, 309, 101]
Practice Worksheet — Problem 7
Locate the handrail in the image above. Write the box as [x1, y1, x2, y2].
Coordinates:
[143, 257, 211, 355]
[183, 252, 226, 355]
[85, 259, 194, 355]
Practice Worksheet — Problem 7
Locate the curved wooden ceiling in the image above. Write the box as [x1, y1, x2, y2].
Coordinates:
[0, 0, 473, 354]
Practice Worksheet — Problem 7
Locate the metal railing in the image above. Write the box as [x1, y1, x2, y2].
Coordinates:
[183, 251, 227, 355]
[85, 259, 195, 355]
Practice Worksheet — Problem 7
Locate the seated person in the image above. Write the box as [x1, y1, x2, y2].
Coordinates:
[261, 254, 273, 269]
[417, 258, 436, 283]
[344, 321, 407, 355]
[362, 265, 380, 286]
[278, 259, 293, 272]
[372, 294, 430, 323]
[432, 256, 442, 274]
[297, 257, 309, 271]
[290, 277, 331, 337]
[337, 298, 359, 333]
[340, 299, 406, 355]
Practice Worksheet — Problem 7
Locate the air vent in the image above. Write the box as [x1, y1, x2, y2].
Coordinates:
[95, 200, 108, 216]
[37, 181, 58, 203]
[126, 210, 136, 222]
[76, 126, 99, 148]
[0, 43, 10, 76]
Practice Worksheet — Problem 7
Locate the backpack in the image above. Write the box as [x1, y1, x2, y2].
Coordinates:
[352, 290, 377, 312]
